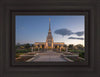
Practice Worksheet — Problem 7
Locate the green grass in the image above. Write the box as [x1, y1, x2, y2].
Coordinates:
[61, 49, 66, 52]
[16, 49, 31, 58]
[79, 52, 85, 58]
[16, 56, 33, 62]
[34, 48, 38, 51]
[16, 49, 31, 53]
[16, 53, 25, 58]
[68, 49, 84, 53]
[67, 56, 85, 62]
[68, 49, 85, 58]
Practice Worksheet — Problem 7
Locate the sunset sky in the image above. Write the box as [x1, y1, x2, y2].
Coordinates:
[16, 15, 85, 46]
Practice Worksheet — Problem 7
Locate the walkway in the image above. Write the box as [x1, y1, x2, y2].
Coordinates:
[27, 50, 67, 62]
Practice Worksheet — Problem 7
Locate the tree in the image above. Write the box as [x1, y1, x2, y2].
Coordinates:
[32, 44, 34, 47]
[74, 45, 78, 50]
[24, 43, 30, 49]
[55, 45, 57, 49]
[68, 44, 74, 50]
[38, 45, 40, 48]
[63, 44, 67, 51]
[64, 45, 67, 48]
[20, 46, 24, 49]
[42, 45, 44, 49]
[79, 52, 85, 58]
[15, 45, 17, 49]
[75, 44, 84, 50]
[32, 44, 35, 49]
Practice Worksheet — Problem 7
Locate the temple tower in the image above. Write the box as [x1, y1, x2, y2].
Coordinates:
[46, 18, 54, 49]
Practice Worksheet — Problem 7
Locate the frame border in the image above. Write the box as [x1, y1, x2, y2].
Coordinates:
[0, 0, 100, 77]
[11, 10, 89, 67]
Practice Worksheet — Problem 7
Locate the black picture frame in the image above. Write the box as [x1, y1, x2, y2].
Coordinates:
[12, 11, 88, 66]
[0, 0, 100, 77]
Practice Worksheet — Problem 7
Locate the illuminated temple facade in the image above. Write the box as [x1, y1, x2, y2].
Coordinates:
[34, 18, 65, 49]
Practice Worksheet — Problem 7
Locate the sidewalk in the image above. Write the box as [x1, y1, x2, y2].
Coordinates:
[27, 50, 67, 62]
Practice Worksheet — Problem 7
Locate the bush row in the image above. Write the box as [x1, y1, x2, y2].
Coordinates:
[79, 52, 85, 58]
[68, 49, 84, 53]
[16, 49, 31, 53]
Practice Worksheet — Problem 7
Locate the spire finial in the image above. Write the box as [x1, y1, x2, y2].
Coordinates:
[49, 18, 51, 32]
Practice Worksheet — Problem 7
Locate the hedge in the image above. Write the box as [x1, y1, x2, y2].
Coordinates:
[16, 49, 31, 53]
[79, 52, 85, 58]
[68, 49, 84, 53]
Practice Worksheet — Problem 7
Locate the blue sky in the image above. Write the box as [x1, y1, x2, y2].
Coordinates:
[16, 15, 85, 46]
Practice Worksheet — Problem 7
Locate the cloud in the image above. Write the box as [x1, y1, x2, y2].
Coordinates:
[54, 29, 73, 36]
[68, 37, 84, 40]
[75, 31, 84, 36]
[54, 28, 84, 36]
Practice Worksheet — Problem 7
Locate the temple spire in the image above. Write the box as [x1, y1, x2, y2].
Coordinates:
[49, 18, 51, 32]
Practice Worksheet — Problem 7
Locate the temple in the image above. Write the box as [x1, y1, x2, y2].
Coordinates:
[34, 18, 66, 50]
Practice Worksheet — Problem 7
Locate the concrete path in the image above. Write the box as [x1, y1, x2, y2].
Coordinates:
[28, 50, 67, 62]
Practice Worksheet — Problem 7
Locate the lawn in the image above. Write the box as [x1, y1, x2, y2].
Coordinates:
[16, 53, 25, 58]
[16, 56, 33, 62]
[67, 56, 85, 62]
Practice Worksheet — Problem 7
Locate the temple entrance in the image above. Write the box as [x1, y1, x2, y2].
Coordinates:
[47, 46, 52, 49]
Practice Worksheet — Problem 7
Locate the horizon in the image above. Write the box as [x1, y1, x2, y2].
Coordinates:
[16, 43, 84, 47]
[16, 15, 85, 46]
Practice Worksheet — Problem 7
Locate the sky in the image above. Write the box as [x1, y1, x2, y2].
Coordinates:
[16, 15, 85, 46]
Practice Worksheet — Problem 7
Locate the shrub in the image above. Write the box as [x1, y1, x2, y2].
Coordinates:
[79, 52, 85, 58]
[68, 49, 84, 53]
[16, 49, 31, 53]
[34, 48, 38, 51]
[61, 49, 65, 52]
[24, 43, 31, 49]
[16, 53, 25, 58]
